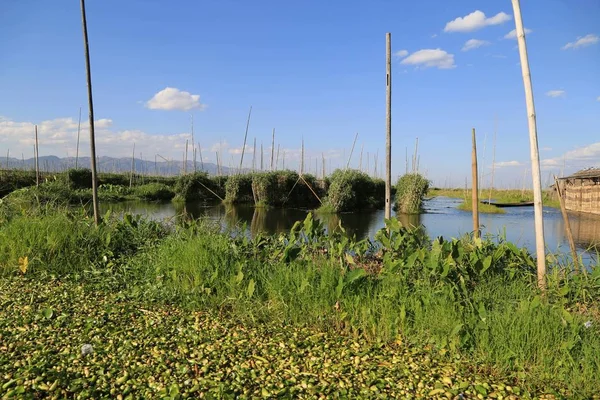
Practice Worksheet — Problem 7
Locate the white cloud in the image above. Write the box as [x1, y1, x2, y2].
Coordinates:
[145, 87, 206, 111]
[546, 90, 566, 98]
[462, 39, 491, 51]
[494, 161, 523, 168]
[228, 144, 254, 155]
[395, 50, 409, 58]
[504, 28, 533, 39]
[431, 34, 438, 38]
[542, 142, 600, 168]
[444, 10, 511, 33]
[562, 34, 599, 50]
[400, 49, 456, 69]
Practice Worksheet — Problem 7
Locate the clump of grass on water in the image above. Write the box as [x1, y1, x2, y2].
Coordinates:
[458, 200, 505, 214]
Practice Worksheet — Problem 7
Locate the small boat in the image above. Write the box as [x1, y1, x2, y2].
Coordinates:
[480, 200, 534, 208]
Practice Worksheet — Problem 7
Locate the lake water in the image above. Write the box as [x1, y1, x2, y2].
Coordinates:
[101, 197, 600, 263]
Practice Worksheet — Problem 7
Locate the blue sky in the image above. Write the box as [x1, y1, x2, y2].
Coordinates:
[1, 0, 598, 187]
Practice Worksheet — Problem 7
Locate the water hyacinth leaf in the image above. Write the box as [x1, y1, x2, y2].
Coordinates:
[480, 255, 492, 275]
[345, 253, 355, 266]
[344, 268, 367, 286]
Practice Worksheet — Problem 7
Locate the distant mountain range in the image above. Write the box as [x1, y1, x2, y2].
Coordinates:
[0, 155, 247, 176]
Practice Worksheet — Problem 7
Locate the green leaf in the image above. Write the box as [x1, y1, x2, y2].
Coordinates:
[559, 286, 570, 297]
[474, 385, 488, 396]
[246, 279, 255, 298]
[345, 253, 355, 265]
[335, 276, 344, 299]
[530, 295, 541, 310]
[480, 255, 492, 275]
[42, 307, 54, 319]
[344, 268, 367, 286]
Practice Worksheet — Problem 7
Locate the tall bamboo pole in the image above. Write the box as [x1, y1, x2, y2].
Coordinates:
[34, 126, 40, 186]
[129, 143, 135, 188]
[321, 153, 325, 179]
[346, 132, 359, 170]
[184, 139, 189, 174]
[512, 0, 546, 289]
[270, 128, 275, 171]
[385, 32, 392, 220]
[252, 137, 256, 171]
[276, 144, 280, 170]
[260, 143, 264, 171]
[80, 0, 99, 225]
[198, 144, 204, 171]
[75, 106, 82, 169]
[239, 106, 252, 173]
[471, 128, 480, 238]
[300, 138, 304, 174]
[359, 144, 364, 172]
[191, 114, 196, 173]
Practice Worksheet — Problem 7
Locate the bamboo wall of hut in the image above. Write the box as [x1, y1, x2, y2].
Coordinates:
[558, 168, 600, 215]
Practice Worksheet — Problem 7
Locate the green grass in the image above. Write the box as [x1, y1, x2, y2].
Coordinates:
[458, 200, 506, 214]
[1, 208, 599, 397]
[430, 188, 560, 209]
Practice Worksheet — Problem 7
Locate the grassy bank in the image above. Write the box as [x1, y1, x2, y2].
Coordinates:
[430, 188, 561, 208]
[458, 200, 506, 214]
[1, 206, 600, 397]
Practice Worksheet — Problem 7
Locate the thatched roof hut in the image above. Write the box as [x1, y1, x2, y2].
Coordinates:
[557, 167, 600, 215]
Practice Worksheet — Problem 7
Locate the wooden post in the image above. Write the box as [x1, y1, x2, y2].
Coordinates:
[215, 152, 220, 176]
[412, 137, 419, 172]
[129, 143, 135, 188]
[471, 128, 480, 238]
[81, 0, 99, 225]
[239, 106, 252, 173]
[554, 176, 579, 272]
[34, 126, 40, 186]
[512, 0, 546, 289]
[385, 32, 392, 220]
[270, 128, 275, 171]
[75, 106, 82, 169]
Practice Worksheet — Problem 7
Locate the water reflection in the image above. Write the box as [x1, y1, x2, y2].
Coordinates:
[99, 197, 600, 260]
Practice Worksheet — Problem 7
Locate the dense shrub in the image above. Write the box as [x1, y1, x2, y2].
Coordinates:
[173, 172, 221, 202]
[66, 168, 92, 189]
[396, 173, 429, 214]
[251, 171, 322, 208]
[132, 183, 175, 201]
[225, 174, 254, 204]
[324, 169, 382, 212]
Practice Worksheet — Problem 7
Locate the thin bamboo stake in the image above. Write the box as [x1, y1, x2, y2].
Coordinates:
[489, 120, 497, 204]
[270, 128, 275, 171]
[301, 138, 305, 174]
[215, 152, 221, 176]
[35, 126, 40, 186]
[385, 32, 392, 220]
[367, 152, 370, 176]
[252, 137, 256, 171]
[129, 143, 135, 188]
[405, 147, 408, 174]
[359, 144, 364, 172]
[198, 144, 204, 171]
[512, 0, 546, 289]
[184, 139, 189, 174]
[260, 143, 264, 171]
[321, 153, 325, 179]
[276, 144, 280, 170]
[471, 128, 480, 238]
[412, 137, 419, 172]
[480, 131, 487, 199]
[75, 106, 82, 169]
[80, 0, 99, 225]
[554, 176, 579, 272]
[282, 150, 286, 170]
[346, 132, 359, 170]
[191, 114, 196, 173]
[239, 106, 252, 173]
